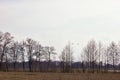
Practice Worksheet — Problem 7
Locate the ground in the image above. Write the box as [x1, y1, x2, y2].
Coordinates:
[0, 72, 120, 80]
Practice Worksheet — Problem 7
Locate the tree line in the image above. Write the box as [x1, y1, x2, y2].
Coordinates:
[0, 31, 120, 73]
[80, 40, 120, 73]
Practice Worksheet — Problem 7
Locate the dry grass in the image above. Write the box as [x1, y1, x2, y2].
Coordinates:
[0, 72, 120, 80]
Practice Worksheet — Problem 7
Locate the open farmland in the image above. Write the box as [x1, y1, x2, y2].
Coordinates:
[0, 72, 120, 80]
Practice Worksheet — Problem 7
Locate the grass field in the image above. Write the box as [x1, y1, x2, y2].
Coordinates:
[0, 72, 120, 80]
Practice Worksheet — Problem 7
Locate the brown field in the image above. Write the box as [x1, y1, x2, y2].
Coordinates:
[0, 72, 120, 80]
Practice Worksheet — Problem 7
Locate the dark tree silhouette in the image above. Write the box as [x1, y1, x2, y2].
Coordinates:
[43, 46, 56, 71]
[25, 38, 37, 72]
[0, 32, 13, 71]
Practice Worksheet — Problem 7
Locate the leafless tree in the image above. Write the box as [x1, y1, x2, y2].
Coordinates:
[43, 46, 56, 71]
[59, 48, 66, 72]
[83, 40, 98, 73]
[97, 42, 104, 73]
[98, 42, 101, 72]
[0, 32, 13, 71]
[19, 41, 26, 71]
[10, 41, 20, 71]
[80, 52, 86, 73]
[99, 46, 108, 73]
[25, 38, 37, 72]
[60, 43, 73, 72]
[33, 43, 43, 71]
[107, 42, 119, 72]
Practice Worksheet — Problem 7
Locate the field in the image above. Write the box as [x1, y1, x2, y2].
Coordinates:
[0, 72, 120, 80]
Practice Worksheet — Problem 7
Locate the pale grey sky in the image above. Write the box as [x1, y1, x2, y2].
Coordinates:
[1, 0, 120, 61]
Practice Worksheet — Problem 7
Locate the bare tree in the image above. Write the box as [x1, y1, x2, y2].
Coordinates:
[10, 41, 20, 71]
[25, 38, 37, 72]
[97, 42, 104, 73]
[80, 52, 86, 73]
[43, 46, 56, 71]
[19, 41, 26, 71]
[33, 43, 43, 71]
[59, 48, 66, 72]
[60, 43, 73, 73]
[0, 32, 13, 71]
[104, 46, 109, 73]
[98, 42, 101, 72]
[107, 42, 119, 72]
[83, 40, 98, 73]
[117, 42, 120, 71]
[3, 43, 13, 71]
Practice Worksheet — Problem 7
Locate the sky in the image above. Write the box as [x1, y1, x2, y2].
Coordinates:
[1, 0, 120, 61]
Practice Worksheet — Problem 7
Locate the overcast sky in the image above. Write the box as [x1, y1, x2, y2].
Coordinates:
[1, 0, 120, 61]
